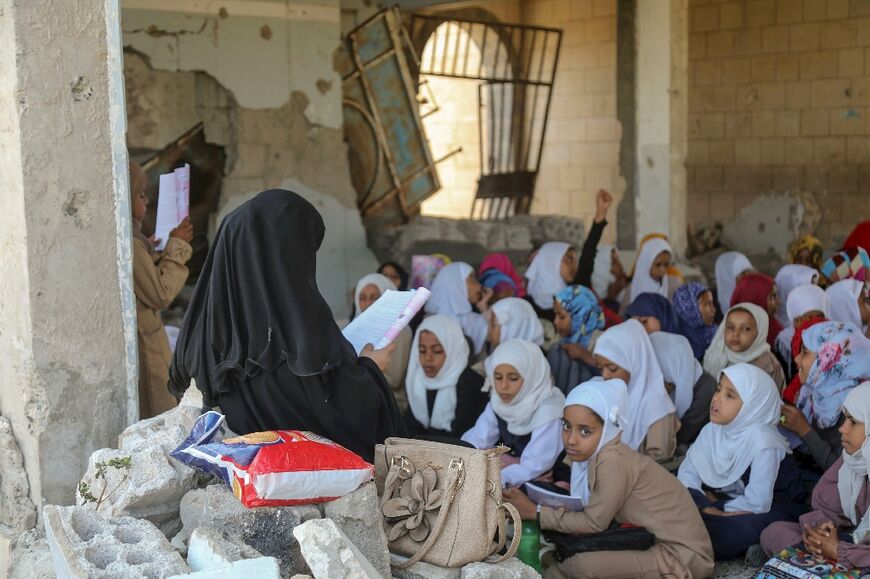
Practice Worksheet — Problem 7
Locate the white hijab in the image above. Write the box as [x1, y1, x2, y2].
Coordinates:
[775, 283, 831, 362]
[485, 339, 566, 436]
[425, 262, 488, 354]
[565, 378, 628, 503]
[703, 303, 772, 378]
[406, 315, 469, 432]
[650, 331, 703, 419]
[685, 363, 789, 488]
[774, 264, 819, 328]
[715, 251, 754, 314]
[525, 242, 571, 310]
[593, 320, 676, 450]
[592, 244, 616, 299]
[839, 382, 870, 528]
[630, 238, 673, 303]
[827, 280, 865, 331]
[353, 273, 396, 314]
[491, 298, 545, 346]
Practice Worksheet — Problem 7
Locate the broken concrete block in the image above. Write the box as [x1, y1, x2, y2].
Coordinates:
[391, 558, 461, 579]
[77, 446, 195, 533]
[0, 417, 38, 532]
[118, 386, 203, 453]
[322, 482, 390, 578]
[186, 527, 263, 571]
[43, 504, 188, 578]
[460, 558, 541, 579]
[293, 518, 381, 579]
[179, 485, 319, 577]
[7, 527, 56, 579]
[168, 557, 281, 579]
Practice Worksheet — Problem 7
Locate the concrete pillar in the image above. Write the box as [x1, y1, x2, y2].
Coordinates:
[634, 0, 689, 254]
[0, 0, 137, 524]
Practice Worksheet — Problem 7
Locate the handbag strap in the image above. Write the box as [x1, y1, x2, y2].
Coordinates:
[387, 459, 463, 570]
[483, 500, 522, 564]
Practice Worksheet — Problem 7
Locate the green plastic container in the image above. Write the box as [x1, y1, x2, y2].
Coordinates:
[516, 520, 542, 571]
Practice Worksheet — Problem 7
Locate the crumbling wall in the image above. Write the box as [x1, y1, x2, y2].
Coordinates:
[121, 1, 379, 318]
[687, 0, 870, 248]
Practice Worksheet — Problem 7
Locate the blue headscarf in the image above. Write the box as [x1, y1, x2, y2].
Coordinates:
[479, 267, 517, 296]
[555, 285, 605, 348]
[672, 282, 716, 359]
[625, 293, 681, 333]
[797, 321, 870, 429]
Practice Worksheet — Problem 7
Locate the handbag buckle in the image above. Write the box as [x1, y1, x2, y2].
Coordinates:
[448, 457, 465, 490]
[487, 480, 503, 507]
[391, 455, 413, 481]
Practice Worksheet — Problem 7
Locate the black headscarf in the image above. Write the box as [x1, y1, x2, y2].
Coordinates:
[378, 260, 409, 291]
[170, 190, 345, 405]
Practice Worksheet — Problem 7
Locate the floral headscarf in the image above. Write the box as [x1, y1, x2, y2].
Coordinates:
[797, 321, 870, 428]
[555, 285, 605, 348]
[821, 248, 870, 286]
[789, 235, 824, 269]
[781, 316, 827, 405]
[673, 282, 717, 356]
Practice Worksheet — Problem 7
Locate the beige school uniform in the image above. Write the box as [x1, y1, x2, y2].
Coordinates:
[639, 413, 680, 462]
[383, 326, 411, 412]
[541, 440, 714, 579]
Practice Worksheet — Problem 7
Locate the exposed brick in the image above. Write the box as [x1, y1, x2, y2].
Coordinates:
[747, 0, 778, 27]
[777, 0, 804, 24]
[801, 109, 831, 136]
[593, 0, 616, 17]
[829, 165, 859, 193]
[721, 57, 753, 83]
[688, 140, 711, 165]
[803, 0, 828, 20]
[859, 17, 870, 45]
[753, 110, 778, 136]
[710, 191, 736, 220]
[710, 139, 736, 164]
[734, 138, 762, 164]
[774, 165, 805, 189]
[839, 48, 865, 76]
[800, 50, 839, 79]
[696, 165, 725, 192]
[814, 137, 847, 164]
[777, 53, 802, 79]
[692, 86, 737, 112]
[726, 111, 755, 137]
[721, 2, 745, 29]
[584, 17, 616, 43]
[736, 84, 764, 110]
[820, 20, 858, 48]
[846, 135, 870, 163]
[692, 60, 722, 85]
[708, 31, 736, 57]
[570, 0, 592, 19]
[843, 193, 869, 216]
[690, 113, 726, 139]
[830, 108, 866, 135]
[827, 0, 851, 19]
[760, 138, 785, 163]
[853, 77, 870, 104]
[693, 4, 721, 32]
[751, 55, 778, 80]
[778, 110, 802, 136]
[734, 28, 764, 55]
[690, 33, 708, 60]
[853, 0, 870, 17]
[783, 137, 815, 165]
[812, 78, 854, 107]
[763, 82, 787, 108]
[789, 23, 821, 51]
[688, 191, 711, 219]
[787, 80, 813, 108]
[763, 25, 790, 52]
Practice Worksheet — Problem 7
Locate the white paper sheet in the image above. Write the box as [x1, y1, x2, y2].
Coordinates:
[342, 288, 430, 354]
[154, 164, 190, 251]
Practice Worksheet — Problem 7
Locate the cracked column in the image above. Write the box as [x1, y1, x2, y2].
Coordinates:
[0, 0, 137, 525]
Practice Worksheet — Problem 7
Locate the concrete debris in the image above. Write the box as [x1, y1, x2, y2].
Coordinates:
[0, 417, 38, 532]
[186, 527, 263, 570]
[322, 482, 390, 578]
[168, 557, 281, 579]
[77, 446, 196, 535]
[293, 518, 381, 579]
[118, 386, 203, 453]
[43, 504, 188, 578]
[7, 527, 56, 579]
[179, 484, 319, 577]
[721, 190, 821, 260]
[391, 558, 461, 579]
[460, 558, 541, 578]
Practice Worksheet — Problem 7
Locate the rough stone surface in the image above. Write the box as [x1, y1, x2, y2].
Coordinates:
[186, 527, 263, 571]
[168, 557, 281, 579]
[460, 558, 541, 579]
[118, 388, 203, 453]
[322, 482, 390, 578]
[0, 417, 37, 532]
[7, 528, 56, 579]
[179, 485, 320, 577]
[293, 518, 381, 579]
[43, 505, 189, 578]
[721, 190, 821, 261]
[77, 446, 196, 534]
[392, 559, 461, 579]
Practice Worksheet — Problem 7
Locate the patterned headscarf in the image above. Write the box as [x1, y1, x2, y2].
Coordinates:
[821, 248, 870, 286]
[797, 321, 870, 428]
[789, 235, 824, 269]
[555, 285, 605, 348]
[673, 282, 717, 356]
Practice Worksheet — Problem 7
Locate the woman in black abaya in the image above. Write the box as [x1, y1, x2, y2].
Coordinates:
[169, 189, 405, 462]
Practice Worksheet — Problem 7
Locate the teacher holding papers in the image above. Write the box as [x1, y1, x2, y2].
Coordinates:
[169, 189, 405, 461]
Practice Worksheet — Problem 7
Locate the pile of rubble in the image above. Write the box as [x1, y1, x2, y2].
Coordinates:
[5, 388, 540, 579]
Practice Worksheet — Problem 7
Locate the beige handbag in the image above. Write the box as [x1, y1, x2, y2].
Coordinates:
[374, 437, 523, 569]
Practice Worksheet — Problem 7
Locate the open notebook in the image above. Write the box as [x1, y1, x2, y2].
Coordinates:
[525, 482, 584, 512]
[342, 288, 431, 354]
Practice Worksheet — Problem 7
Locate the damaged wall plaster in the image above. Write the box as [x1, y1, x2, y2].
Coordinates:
[121, 0, 343, 129]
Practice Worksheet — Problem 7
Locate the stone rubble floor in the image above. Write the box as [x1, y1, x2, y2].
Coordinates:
[713, 559, 758, 578]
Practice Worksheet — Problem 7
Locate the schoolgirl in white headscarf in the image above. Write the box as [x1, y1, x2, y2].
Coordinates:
[425, 262, 489, 355]
[715, 251, 754, 315]
[827, 280, 867, 333]
[489, 297, 545, 347]
[352, 273, 396, 316]
[775, 283, 831, 363]
[774, 264, 819, 328]
[462, 339, 565, 487]
[650, 331, 704, 419]
[525, 241, 572, 311]
[591, 244, 618, 300]
[593, 320, 678, 459]
[629, 237, 673, 304]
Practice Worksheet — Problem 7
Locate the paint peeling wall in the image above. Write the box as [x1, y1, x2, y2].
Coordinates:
[121, 0, 379, 319]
